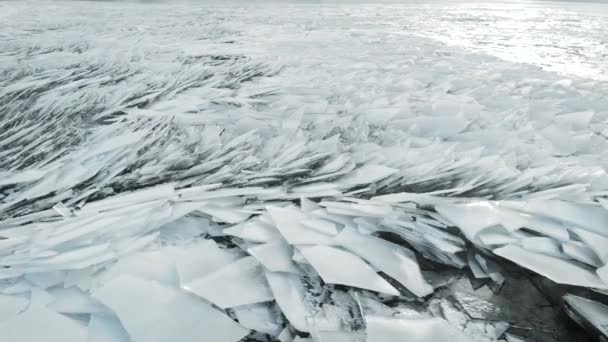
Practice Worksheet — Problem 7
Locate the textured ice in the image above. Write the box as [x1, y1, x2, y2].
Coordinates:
[1, 0, 608, 341]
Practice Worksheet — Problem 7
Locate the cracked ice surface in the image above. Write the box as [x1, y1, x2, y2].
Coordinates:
[1, 1, 608, 341]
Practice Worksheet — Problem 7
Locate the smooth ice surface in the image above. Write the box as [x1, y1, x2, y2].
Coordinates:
[0, 293, 28, 322]
[87, 314, 130, 342]
[248, 240, 300, 274]
[93, 275, 249, 342]
[0, 304, 88, 342]
[100, 250, 179, 288]
[47, 287, 109, 314]
[169, 240, 239, 284]
[268, 207, 335, 245]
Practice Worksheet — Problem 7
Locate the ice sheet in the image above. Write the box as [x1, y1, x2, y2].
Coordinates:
[2, 1, 608, 341]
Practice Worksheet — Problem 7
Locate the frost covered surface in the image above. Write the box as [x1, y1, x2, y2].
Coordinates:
[1, 1, 608, 341]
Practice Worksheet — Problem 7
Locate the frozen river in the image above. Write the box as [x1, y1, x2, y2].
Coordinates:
[1, 1, 608, 342]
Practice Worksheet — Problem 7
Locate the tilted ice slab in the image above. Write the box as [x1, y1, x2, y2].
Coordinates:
[2, 183, 607, 340]
[93, 275, 250, 342]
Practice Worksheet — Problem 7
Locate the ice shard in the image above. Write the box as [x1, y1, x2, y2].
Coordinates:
[494, 244, 608, 289]
[265, 271, 313, 333]
[334, 227, 433, 297]
[248, 240, 300, 274]
[563, 294, 608, 339]
[298, 245, 400, 295]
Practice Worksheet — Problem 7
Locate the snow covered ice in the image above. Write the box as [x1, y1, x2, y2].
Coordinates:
[1, 0, 608, 341]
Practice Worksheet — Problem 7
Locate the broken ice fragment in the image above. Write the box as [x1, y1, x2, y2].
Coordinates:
[300, 197, 322, 212]
[562, 240, 602, 268]
[183, 256, 273, 308]
[158, 216, 211, 241]
[301, 218, 340, 236]
[563, 294, 608, 339]
[435, 202, 501, 241]
[248, 240, 300, 273]
[53, 202, 73, 217]
[196, 205, 252, 224]
[265, 271, 312, 333]
[277, 326, 294, 342]
[47, 286, 109, 314]
[477, 226, 517, 246]
[232, 303, 281, 335]
[100, 249, 179, 287]
[524, 200, 608, 238]
[93, 274, 249, 342]
[337, 164, 397, 187]
[224, 217, 283, 244]
[267, 206, 334, 245]
[299, 245, 399, 295]
[520, 237, 563, 258]
[334, 227, 433, 297]
[169, 240, 239, 284]
[572, 227, 608, 264]
[494, 244, 607, 289]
